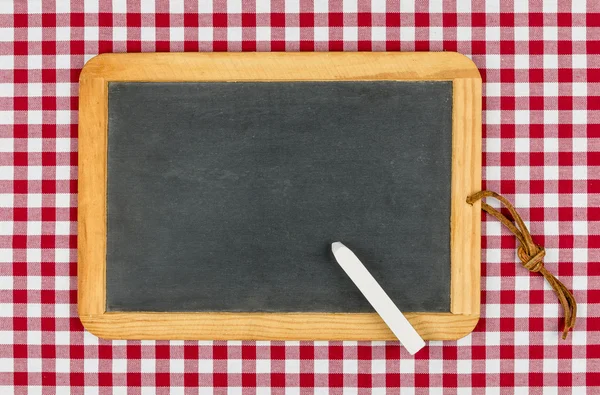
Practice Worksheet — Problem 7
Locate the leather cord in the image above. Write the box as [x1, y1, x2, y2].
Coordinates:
[467, 190, 577, 339]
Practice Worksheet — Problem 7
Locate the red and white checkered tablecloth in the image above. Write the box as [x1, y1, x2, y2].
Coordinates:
[1, 0, 599, 393]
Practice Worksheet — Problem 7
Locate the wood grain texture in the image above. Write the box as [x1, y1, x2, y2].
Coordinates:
[450, 78, 483, 315]
[78, 52, 482, 340]
[78, 76, 107, 318]
[80, 313, 480, 341]
[79, 52, 481, 82]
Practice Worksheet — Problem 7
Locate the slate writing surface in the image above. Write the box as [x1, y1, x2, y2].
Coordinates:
[106, 81, 453, 313]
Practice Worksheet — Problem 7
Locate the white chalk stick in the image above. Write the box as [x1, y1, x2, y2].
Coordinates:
[331, 242, 426, 355]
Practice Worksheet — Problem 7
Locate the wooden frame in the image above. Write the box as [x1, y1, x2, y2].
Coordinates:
[78, 52, 481, 340]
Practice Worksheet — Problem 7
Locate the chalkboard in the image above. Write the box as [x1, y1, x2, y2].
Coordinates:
[78, 52, 481, 340]
[106, 81, 453, 313]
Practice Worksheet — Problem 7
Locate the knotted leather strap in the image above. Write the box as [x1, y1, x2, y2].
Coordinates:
[467, 190, 577, 339]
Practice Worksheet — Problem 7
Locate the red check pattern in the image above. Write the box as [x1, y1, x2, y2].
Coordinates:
[1, 0, 599, 393]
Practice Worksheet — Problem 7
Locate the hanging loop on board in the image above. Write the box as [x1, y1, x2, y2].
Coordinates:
[467, 190, 577, 340]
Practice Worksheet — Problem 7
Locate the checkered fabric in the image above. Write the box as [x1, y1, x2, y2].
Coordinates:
[0, 0, 599, 393]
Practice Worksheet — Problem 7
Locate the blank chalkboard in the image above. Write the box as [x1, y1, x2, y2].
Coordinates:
[106, 80, 453, 313]
[78, 52, 481, 340]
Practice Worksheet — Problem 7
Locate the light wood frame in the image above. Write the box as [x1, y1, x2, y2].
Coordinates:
[78, 52, 481, 340]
